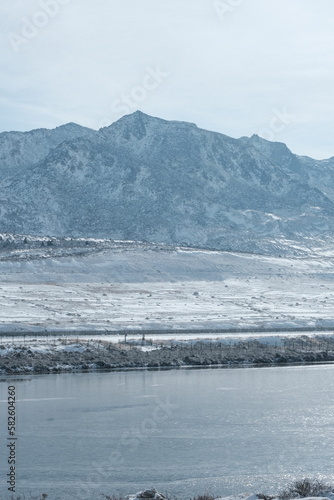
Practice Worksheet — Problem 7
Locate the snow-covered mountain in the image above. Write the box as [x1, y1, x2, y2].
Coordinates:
[0, 122, 96, 178]
[1, 111, 334, 254]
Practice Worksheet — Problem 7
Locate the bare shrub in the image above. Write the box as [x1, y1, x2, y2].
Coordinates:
[190, 495, 216, 500]
[278, 478, 333, 499]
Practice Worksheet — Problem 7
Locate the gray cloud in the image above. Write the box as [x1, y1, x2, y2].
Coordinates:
[1, 0, 334, 158]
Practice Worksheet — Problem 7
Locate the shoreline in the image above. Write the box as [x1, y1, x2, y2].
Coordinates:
[1, 334, 334, 375]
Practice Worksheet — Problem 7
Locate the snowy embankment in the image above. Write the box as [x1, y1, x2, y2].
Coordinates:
[1, 239, 334, 335]
[126, 487, 334, 500]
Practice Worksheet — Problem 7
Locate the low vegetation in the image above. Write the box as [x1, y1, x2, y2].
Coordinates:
[190, 495, 216, 500]
[4, 478, 334, 500]
[278, 478, 333, 499]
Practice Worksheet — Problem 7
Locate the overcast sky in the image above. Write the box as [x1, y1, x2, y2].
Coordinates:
[1, 0, 333, 159]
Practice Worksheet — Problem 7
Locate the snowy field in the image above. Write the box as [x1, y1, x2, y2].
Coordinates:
[1, 241, 334, 336]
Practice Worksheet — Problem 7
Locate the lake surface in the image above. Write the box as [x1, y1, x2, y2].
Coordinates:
[1, 365, 334, 500]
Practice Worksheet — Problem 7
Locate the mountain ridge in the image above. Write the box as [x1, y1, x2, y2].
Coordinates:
[1, 111, 334, 254]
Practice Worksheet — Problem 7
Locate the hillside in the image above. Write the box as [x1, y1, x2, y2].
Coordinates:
[1, 237, 334, 334]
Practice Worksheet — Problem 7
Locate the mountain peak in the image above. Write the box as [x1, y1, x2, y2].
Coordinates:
[57, 122, 82, 129]
[115, 110, 151, 123]
[129, 110, 148, 118]
[54, 122, 94, 133]
[102, 110, 152, 140]
[112, 111, 199, 130]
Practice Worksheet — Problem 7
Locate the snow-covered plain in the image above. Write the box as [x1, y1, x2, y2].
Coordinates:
[1, 240, 334, 336]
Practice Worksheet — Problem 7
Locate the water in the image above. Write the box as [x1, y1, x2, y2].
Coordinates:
[1, 365, 334, 500]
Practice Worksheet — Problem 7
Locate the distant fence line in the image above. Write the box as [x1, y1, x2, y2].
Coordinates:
[0, 325, 334, 338]
[1, 334, 333, 354]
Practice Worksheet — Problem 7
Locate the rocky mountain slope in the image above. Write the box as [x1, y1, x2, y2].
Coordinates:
[1, 111, 334, 254]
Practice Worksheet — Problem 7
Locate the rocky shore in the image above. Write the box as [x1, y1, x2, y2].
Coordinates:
[1, 335, 334, 375]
